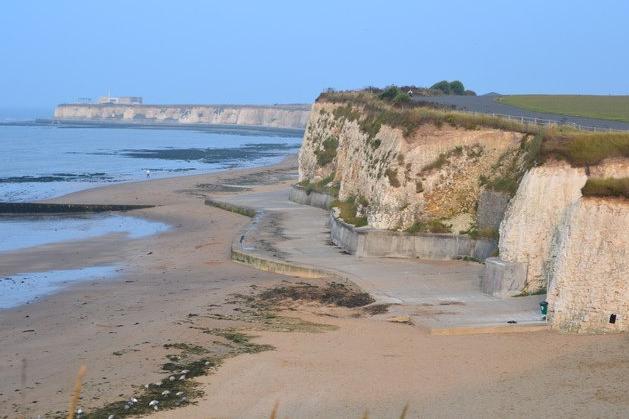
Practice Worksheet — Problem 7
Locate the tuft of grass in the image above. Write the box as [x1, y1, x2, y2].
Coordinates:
[422, 152, 449, 172]
[300, 173, 340, 198]
[315, 136, 339, 166]
[405, 220, 452, 234]
[462, 225, 499, 240]
[333, 196, 368, 227]
[385, 168, 401, 187]
[66, 365, 87, 419]
[514, 287, 547, 297]
[581, 177, 629, 198]
[541, 133, 629, 166]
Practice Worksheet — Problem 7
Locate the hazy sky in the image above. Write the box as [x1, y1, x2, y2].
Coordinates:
[1, 0, 628, 109]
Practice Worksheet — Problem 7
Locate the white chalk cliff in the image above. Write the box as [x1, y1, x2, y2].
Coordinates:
[54, 104, 311, 130]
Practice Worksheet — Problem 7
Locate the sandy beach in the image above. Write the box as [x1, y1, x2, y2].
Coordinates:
[1, 157, 627, 418]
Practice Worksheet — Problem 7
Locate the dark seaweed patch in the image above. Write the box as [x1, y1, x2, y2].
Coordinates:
[116, 143, 299, 163]
[0, 172, 113, 183]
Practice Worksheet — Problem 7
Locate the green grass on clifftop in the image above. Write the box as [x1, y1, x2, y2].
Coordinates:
[497, 95, 629, 123]
[582, 177, 629, 198]
[541, 132, 629, 166]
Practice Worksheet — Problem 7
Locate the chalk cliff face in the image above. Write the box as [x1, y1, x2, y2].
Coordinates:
[54, 104, 311, 130]
[498, 160, 629, 294]
[498, 163, 588, 293]
[299, 98, 628, 333]
[299, 102, 525, 230]
[546, 198, 629, 333]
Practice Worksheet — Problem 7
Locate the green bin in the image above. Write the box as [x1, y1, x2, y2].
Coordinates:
[540, 301, 548, 319]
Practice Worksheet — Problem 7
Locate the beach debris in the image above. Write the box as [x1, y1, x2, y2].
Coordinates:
[175, 391, 184, 396]
[169, 375, 176, 381]
[161, 390, 171, 396]
[180, 369, 190, 375]
[386, 315, 412, 324]
[129, 397, 138, 404]
[144, 384, 149, 389]
[204, 361, 211, 366]
[149, 400, 159, 410]
[179, 374, 186, 380]
[76, 408, 84, 416]
[154, 381, 162, 386]
[108, 415, 115, 419]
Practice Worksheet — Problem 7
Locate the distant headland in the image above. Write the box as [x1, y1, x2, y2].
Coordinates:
[51, 96, 311, 131]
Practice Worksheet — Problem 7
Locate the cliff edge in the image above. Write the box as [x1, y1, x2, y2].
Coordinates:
[297, 89, 629, 333]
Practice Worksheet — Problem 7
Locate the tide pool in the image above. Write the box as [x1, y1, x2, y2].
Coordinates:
[0, 214, 170, 253]
[0, 266, 119, 309]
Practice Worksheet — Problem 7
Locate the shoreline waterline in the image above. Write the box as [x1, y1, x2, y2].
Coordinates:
[0, 156, 297, 312]
[0, 124, 302, 202]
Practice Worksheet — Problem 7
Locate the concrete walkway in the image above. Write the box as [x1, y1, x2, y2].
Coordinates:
[211, 187, 547, 333]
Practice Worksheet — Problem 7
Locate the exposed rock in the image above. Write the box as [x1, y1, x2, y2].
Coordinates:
[476, 189, 511, 230]
[498, 163, 587, 292]
[299, 103, 525, 230]
[546, 198, 629, 333]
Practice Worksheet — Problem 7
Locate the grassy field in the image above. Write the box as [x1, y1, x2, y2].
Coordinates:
[497, 95, 629, 122]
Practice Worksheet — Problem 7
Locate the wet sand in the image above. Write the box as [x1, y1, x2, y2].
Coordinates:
[0, 158, 301, 417]
[1, 156, 627, 418]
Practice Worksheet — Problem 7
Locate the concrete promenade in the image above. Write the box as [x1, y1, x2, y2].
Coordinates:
[209, 187, 547, 333]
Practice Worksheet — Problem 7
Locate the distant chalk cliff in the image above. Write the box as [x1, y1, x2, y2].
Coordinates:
[53, 104, 311, 130]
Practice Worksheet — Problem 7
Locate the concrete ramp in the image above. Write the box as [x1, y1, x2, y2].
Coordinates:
[206, 187, 547, 335]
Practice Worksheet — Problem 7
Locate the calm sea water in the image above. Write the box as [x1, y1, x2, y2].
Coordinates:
[0, 125, 302, 202]
[0, 124, 302, 308]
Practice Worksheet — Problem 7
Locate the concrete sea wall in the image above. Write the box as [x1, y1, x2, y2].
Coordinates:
[288, 186, 333, 209]
[54, 103, 311, 130]
[329, 213, 496, 260]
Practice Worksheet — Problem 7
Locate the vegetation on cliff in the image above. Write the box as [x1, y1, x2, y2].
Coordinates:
[314, 136, 339, 166]
[317, 89, 629, 194]
[540, 133, 629, 166]
[332, 196, 368, 227]
[581, 177, 629, 198]
[405, 220, 452, 234]
[298, 173, 339, 197]
[318, 90, 544, 136]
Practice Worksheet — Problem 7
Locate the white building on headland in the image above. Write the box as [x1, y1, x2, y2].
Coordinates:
[97, 96, 143, 105]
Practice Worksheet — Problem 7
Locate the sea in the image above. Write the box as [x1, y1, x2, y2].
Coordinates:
[0, 119, 302, 308]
